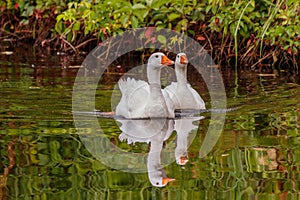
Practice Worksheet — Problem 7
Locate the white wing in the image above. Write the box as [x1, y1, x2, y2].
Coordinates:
[116, 77, 150, 118]
[163, 82, 206, 110]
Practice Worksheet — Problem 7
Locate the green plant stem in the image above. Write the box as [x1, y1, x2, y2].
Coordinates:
[234, 1, 252, 67]
[259, 0, 283, 57]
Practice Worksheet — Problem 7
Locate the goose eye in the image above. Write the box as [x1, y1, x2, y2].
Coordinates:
[155, 55, 159, 58]
[156, 182, 159, 185]
[177, 55, 179, 58]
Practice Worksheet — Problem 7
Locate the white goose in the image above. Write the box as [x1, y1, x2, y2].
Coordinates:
[163, 53, 206, 110]
[116, 53, 174, 119]
[174, 116, 204, 165]
[118, 118, 175, 187]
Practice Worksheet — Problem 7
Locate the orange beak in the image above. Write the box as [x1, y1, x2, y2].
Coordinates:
[161, 55, 174, 66]
[179, 156, 189, 165]
[162, 177, 175, 185]
[180, 55, 188, 64]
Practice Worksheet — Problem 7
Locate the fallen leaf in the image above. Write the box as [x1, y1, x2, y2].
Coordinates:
[197, 36, 206, 41]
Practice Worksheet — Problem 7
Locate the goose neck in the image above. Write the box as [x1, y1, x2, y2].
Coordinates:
[175, 65, 187, 85]
[147, 67, 162, 85]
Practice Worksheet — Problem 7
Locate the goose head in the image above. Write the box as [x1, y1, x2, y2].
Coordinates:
[147, 52, 174, 85]
[149, 176, 175, 187]
[148, 52, 174, 69]
[176, 156, 189, 165]
[175, 52, 188, 68]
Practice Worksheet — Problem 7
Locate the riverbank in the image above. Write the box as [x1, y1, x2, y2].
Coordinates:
[0, 0, 299, 70]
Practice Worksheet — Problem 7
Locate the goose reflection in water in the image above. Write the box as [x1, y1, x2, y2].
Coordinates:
[116, 116, 204, 187]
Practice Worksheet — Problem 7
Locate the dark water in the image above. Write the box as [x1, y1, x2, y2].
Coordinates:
[0, 43, 300, 199]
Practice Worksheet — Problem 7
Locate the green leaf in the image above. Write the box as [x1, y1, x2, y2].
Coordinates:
[20, 19, 29, 25]
[98, 31, 105, 41]
[131, 16, 139, 28]
[73, 21, 81, 31]
[66, 30, 72, 42]
[168, 13, 181, 21]
[188, 30, 195, 35]
[288, 0, 299, 6]
[157, 35, 167, 44]
[212, 6, 218, 14]
[121, 15, 129, 27]
[229, 22, 237, 36]
[206, 5, 212, 13]
[177, 19, 188, 31]
[132, 3, 147, 9]
[170, 35, 178, 45]
[114, 6, 132, 14]
[56, 14, 64, 23]
[145, 0, 153, 6]
[133, 9, 149, 21]
[55, 21, 65, 34]
[283, 45, 290, 50]
[84, 23, 91, 35]
[245, 1, 255, 12]
[153, 13, 166, 21]
[157, 24, 166, 29]
[242, 15, 252, 24]
[193, 0, 198, 6]
[155, 20, 163, 26]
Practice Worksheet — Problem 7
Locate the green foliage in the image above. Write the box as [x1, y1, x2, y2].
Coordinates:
[53, 0, 299, 60]
[1, 0, 73, 22]
[209, 1, 257, 38]
[0, 0, 78, 40]
[54, 0, 204, 42]
[1, 0, 299, 66]
[263, 0, 300, 53]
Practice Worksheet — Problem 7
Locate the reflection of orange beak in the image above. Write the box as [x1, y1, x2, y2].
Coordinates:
[162, 177, 175, 185]
[180, 55, 188, 64]
[179, 156, 189, 165]
[161, 55, 174, 66]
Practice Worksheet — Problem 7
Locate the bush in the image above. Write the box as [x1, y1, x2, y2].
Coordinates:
[0, 0, 299, 68]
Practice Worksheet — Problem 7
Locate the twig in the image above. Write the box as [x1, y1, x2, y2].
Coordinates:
[0, 28, 21, 39]
[74, 38, 98, 49]
[202, 30, 213, 54]
[0, 35, 10, 40]
[220, 35, 229, 64]
[14, 30, 33, 33]
[61, 37, 78, 54]
[250, 53, 272, 70]
[95, 39, 120, 59]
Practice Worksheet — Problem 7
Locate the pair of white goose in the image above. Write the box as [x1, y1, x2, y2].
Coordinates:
[116, 52, 205, 118]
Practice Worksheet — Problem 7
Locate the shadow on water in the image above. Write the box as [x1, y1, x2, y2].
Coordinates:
[0, 43, 300, 199]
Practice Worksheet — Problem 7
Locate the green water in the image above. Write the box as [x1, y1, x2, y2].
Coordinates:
[0, 45, 300, 199]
